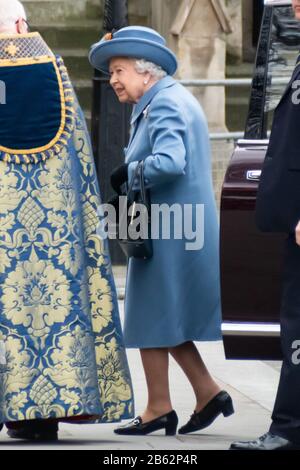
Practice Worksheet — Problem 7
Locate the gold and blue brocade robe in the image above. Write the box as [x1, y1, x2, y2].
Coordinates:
[0, 33, 134, 424]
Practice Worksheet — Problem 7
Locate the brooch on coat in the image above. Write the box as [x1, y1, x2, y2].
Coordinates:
[104, 32, 113, 40]
[143, 105, 150, 119]
[103, 29, 117, 41]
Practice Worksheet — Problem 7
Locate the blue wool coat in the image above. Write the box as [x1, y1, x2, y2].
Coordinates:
[124, 76, 221, 348]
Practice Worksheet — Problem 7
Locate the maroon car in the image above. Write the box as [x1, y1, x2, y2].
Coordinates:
[221, 0, 300, 359]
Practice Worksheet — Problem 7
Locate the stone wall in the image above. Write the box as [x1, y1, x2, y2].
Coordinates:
[225, 0, 243, 62]
[23, 0, 243, 207]
[22, 0, 89, 22]
[151, 0, 235, 207]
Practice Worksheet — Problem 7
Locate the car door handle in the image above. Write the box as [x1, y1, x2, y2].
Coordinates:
[246, 170, 261, 181]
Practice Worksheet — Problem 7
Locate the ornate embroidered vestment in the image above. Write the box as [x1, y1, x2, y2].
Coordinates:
[0, 32, 134, 424]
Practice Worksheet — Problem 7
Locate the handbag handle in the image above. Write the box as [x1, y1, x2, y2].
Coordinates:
[127, 161, 141, 195]
[127, 161, 148, 207]
[139, 161, 147, 205]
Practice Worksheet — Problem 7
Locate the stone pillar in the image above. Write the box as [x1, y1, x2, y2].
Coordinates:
[242, 0, 255, 62]
[226, 0, 243, 63]
[152, 0, 231, 132]
[151, 0, 234, 206]
[151, 0, 181, 45]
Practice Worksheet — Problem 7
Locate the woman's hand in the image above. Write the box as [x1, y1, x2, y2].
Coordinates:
[295, 220, 300, 246]
[110, 163, 128, 194]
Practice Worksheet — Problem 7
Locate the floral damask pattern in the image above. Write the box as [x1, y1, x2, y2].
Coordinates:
[3, 255, 72, 340]
[0, 89, 134, 424]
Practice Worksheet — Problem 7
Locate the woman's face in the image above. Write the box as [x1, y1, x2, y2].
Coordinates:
[293, 0, 300, 20]
[109, 57, 151, 104]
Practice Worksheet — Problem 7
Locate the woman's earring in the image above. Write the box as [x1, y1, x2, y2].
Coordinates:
[144, 80, 148, 85]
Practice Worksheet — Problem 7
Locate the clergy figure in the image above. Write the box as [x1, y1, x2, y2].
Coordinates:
[0, 0, 134, 441]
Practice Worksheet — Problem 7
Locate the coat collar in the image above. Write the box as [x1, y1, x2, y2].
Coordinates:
[130, 75, 176, 125]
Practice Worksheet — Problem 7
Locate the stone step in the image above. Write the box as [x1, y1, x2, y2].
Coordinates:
[73, 79, 93, 110]
[23, 0, 101, 22]
[33, 21, 102, 49]
[24, 0, 148, 25]
[57, 48, 93, 79]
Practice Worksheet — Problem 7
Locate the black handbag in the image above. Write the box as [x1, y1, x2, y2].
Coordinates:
[116, 161, 153, 259]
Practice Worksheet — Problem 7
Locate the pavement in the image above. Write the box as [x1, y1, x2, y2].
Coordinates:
[0, 267, 282, 450]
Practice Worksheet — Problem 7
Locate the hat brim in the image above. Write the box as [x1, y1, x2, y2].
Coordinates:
[89, 38, 178, 76]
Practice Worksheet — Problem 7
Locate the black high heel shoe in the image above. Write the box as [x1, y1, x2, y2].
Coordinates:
[178, 390, 234, 434]
[6, 420, 58, 441]
[114, 410, 178, 436]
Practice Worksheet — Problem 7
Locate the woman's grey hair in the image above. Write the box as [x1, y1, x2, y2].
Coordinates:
[0, 0, 26, 27]
[134, 58, 167, 80]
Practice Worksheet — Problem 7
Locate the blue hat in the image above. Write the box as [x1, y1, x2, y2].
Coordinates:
[89, 26, 178, 76]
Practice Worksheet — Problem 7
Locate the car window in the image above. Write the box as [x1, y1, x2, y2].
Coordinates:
[245, 4, 300, 139]
[265, 5, 300, 129]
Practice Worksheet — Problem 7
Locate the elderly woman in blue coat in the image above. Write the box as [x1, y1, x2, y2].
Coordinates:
[89, 26, 234, 436]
